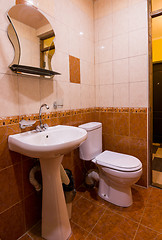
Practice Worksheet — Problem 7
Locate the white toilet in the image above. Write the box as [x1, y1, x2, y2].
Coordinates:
[79, 122, 142, 207]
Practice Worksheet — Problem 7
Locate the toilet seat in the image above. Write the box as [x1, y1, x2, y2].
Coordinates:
[94, 150, 142, 172]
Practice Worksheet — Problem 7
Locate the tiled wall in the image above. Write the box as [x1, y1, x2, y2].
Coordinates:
[94, 0, 148, 108]
[0, 0, 95, 117]
[94, 0, 148, 186]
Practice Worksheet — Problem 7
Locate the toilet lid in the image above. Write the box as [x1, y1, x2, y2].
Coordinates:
[95, 151, 142, 172]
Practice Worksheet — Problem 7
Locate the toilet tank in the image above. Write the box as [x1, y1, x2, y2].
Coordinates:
[78, 122, 102, 161]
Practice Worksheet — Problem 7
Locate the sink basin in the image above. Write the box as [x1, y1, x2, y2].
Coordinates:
[8, 125, 87, 240]
[8, 125, 87, 158]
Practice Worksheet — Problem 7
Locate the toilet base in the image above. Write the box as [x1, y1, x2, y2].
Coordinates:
[98, 177, 133, 207]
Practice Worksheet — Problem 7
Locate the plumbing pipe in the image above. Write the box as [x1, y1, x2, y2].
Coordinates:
[85, 169, 99, 187]
[60, 164, 70, 185]
[29, 164, 70, 192]
[29, 165, 42, 192]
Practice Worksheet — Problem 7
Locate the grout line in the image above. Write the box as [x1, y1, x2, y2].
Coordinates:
[70, 220, 90, 235]
[0, 199, 22, 215]
[87, 208, 106, 236]
[85, 232, 102, 240]
[17, 233, 28, 240]
[26, 232, 34, 240]
[139, 223, 162, 234]
[27, 221, 41, 240]
[0, 161, 21, 173]
[132, 187, 153, 240]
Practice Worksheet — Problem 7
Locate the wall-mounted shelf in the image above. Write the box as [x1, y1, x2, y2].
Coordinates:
[10, 64, 61, 77]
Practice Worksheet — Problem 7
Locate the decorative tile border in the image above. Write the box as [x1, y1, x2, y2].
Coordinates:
[0, 107, 147, 127]
[130, 108, 147, 113]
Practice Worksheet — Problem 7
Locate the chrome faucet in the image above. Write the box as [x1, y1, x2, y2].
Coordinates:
[36, 104, 49, 132]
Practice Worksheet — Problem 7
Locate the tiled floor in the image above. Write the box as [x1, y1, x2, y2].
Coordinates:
[19, 185, 162, 240]
[152, 143, 162, 188]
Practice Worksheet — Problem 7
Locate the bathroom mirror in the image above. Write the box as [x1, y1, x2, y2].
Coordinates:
[7, 4, 60, 77]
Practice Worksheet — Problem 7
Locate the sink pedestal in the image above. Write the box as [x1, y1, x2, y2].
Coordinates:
[40, 155, 71, 240]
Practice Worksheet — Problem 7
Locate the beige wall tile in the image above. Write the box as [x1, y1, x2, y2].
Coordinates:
[56, 81, 70, 110]
[113, 0, 129, 12]
[113, 58, 129, 83]
[112, 9, 129, 36]
[98, 38, 113, 63]
[0, 30, 14, 74]
[100, 62, 113, 85]
[40, 79, 56, 111]
[81, 85, 91, 108]
[129, 1, 147, 31]
[80, 37, 94, 63]
[18, 76, 40, 115]
[98, 15, 113, 41]
[69, 83, 81, 109]
[113, 33, 129, 60]
[94, 63, 100, 86]
[114, 83, 129, 107]
[89, 85, 96, 108]
[95, 85, 100, 107]
[68, 30, 80, 59]
[129, 55, 148, 82]
[52, 51, 69, 82]
[129, 28, 148, 57]
[94, 0, 112, 20]
[130, 81, 148, 107]
[129, 0, 145, 6]
[0, 74, 19, 117]
[100, 84, 114, 107]
[81, 61, 94, 85]
[0, 9, 11, 31]
[53, 20, 69, 54]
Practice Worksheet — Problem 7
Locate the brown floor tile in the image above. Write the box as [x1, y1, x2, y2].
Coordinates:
[140, 205, 162, 233]
[85, 233, 102, 240]
[69, 221, 89, 240]
[91, 209, 138, 240]
[28, 221, 42, 240]
[77, 185, 106, 207]
[103, 185, 151, 223]
[134, 225, 162, 240]
[73, 191, 82, 204]
[132, 185, 152, 204]
[71, 196, 105, 232]
[147, 187, 162, 207]
[18, 234, 32, 240]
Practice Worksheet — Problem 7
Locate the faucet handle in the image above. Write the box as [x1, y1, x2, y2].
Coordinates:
[36, 124, 49, 132]
[36, 125, 42, 132]
[43, 123, 49, 130]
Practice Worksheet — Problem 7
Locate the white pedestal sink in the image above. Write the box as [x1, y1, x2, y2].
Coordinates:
[8, 125, 87, 240]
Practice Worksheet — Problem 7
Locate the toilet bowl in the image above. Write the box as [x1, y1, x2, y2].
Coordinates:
[79, 122, 142, 207]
